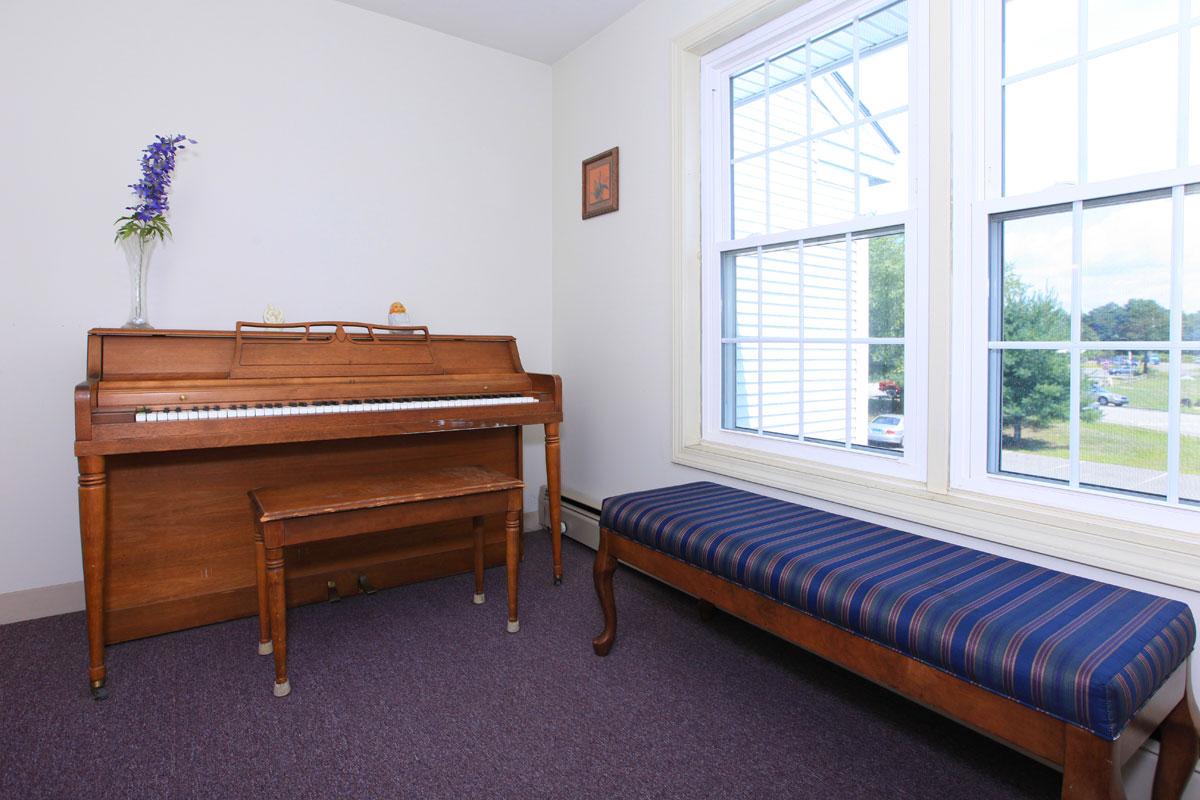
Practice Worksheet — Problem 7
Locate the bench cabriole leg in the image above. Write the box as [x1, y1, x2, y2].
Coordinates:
[1061, 726, 1126, 800]
[472, 515, 486, 605]
[1152, 690, 1199, 800]
[592, 528, 618, 656]
[265, 544, 290, 697]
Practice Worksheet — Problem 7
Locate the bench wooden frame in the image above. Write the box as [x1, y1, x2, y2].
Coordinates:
[249, 467, 523, 697]
[592, 527, 1200, 800]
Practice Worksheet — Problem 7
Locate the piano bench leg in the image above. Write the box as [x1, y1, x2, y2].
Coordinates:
[258, 640, 274, 656]
[90, 678, 108, 701]
[472, 515, 485, 605]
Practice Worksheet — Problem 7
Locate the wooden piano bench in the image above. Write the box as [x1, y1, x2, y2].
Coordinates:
[248, 466, 524, 698]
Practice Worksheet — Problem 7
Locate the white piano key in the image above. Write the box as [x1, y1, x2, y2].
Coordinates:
[130, 393, 539, 422]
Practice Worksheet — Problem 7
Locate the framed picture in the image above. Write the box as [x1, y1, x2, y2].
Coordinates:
[582, 147, 619, 219]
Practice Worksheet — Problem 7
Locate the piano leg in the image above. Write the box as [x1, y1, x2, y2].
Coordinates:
[545, 422, 563, 585]
[77, 455, 108, 700]
[505, 492, 522, 633]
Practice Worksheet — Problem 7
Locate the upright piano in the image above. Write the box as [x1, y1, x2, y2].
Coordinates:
[73, 322, 563, 698]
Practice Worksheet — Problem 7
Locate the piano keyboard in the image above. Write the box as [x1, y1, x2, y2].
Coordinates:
[134, 395, 538, 423]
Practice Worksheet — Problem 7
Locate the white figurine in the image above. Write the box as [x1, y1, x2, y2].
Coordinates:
[263, 304, 285, 324]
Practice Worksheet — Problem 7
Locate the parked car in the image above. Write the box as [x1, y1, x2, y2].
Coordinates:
[1088, 385, 1128, 406]
[1107, 363, 1137, 376]
[867, 414, 904, 447]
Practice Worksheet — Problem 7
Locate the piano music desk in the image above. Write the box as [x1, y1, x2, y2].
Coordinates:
[249, 466, 524, 697]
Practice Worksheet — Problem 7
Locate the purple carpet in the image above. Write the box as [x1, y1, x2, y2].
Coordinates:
[0, 534, 1059, 799]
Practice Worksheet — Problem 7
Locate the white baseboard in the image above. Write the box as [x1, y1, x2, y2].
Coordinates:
[0, 581, 84, 625]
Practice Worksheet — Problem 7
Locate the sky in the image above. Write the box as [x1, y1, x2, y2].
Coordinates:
[1001, 0, 1199, 318]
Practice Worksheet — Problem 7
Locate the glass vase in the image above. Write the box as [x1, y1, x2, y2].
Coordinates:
[121, 235, 158, 329]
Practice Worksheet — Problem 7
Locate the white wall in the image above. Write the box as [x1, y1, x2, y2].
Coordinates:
[550, 0, 1200, 687]
[0, 0, 552, 595]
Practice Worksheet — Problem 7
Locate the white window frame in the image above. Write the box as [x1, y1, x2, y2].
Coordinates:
[673, 0, 1199, 589]
[698, 0, 930, 483]
[950, 0, 1200, 531]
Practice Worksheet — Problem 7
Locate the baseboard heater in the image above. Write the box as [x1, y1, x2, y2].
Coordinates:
[539, 487, 600, 550]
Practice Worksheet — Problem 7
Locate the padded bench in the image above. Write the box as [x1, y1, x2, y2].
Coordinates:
[592, 482, 1199, 800]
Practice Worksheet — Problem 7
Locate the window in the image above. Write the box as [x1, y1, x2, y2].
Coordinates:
[960, 0, 1200, 517]
[677, 0, 1198, 585]
[700, 0, 925, 480]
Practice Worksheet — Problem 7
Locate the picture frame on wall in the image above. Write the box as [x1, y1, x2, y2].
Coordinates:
[582, 147, 619, 219]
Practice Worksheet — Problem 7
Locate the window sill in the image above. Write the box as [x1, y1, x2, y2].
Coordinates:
[673, 438, 1200, 590]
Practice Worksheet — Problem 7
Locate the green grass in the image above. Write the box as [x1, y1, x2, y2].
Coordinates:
[1087, 360, 1200, 414]
[1005, 420, 1200, 472]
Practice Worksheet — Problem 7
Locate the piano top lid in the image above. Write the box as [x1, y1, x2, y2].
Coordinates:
[88, 322, 528, 381]
[87, 326, 516, 342]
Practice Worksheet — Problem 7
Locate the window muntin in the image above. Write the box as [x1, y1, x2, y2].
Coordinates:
[949, 0, 1200, 531]
[1000, 0, 1200, 196]
[728, 1, 910, 238]
[706, 0, 919, 476]
[722, 229, 906, 453]
[987, 187, 1199, 507]
[980, 2, 1200, 512]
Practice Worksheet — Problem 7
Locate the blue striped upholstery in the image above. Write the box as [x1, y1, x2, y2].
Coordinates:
[600, 482, 1195, 740]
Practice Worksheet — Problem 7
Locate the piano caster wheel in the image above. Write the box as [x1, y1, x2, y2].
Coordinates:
[356, 574, 377, 595]
[507, 620, 520, 634]
[90, 681, 108, 701]
[326, 580, 341, 603]
[273, 679, 291, 698]
[553, 576, 562, 586]
[473, 592, 486, 605]
[258, 640, 274, 656]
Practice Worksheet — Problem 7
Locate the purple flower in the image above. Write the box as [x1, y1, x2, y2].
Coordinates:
[115, 134, 196, 242]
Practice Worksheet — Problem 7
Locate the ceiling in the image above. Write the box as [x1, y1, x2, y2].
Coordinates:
[335, 0, 646, 64]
